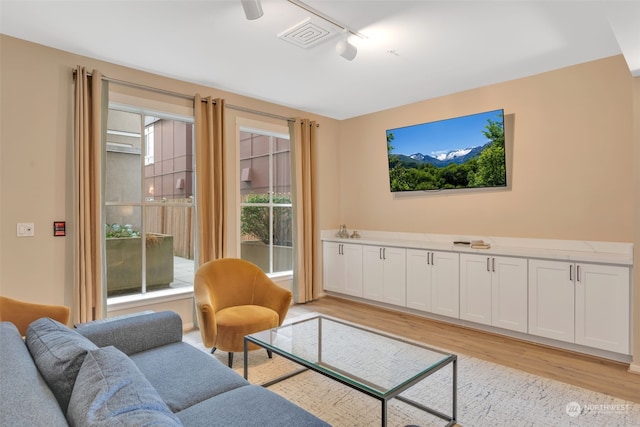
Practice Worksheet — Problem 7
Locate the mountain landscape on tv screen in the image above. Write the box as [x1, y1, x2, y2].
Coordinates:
[386, 110, 506, 192]
[397, 144, 488, 168]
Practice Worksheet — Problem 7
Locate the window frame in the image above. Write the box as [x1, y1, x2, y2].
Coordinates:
[238, 125, 293, 276]
[104, 103, 196, 303]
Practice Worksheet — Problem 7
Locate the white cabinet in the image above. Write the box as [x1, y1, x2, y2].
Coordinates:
[322, 232, 632, 358]
[528, 260, 574, 342]
[529, 259, 629, 354]
[406, 249, 459, 317]
[362, 245, 406, 306]
[322, 242, 363, 297]
[460, 254, 528, 332]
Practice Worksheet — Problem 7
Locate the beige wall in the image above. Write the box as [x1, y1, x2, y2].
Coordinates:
[337, 55, 639, 366]
[338, 56, 634, 242]
[1, 35, 638, 365]
[0, 35, 340, 314]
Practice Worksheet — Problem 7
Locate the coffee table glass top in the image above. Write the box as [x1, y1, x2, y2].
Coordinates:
[245, 315, 455, 398]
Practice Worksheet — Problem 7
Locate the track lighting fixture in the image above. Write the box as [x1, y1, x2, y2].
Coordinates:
[241, 0, 263, 20]
[336, 32, 357, 61]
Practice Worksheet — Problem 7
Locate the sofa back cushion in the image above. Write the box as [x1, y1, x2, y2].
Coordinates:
[25, 317, 98, 413]
[75, 311, 182, 355]
[67, 346, 182, 426]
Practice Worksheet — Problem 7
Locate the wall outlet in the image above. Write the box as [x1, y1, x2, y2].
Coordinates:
[17, 222, 35, 237]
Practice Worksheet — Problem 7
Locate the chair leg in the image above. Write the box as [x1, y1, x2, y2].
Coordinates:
[228, 352, 234, 368]
[266, 349, 273, 359]
[211, 347, 217, 354]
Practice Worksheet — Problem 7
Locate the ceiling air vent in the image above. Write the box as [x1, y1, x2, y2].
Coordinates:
[278, 18, 335, 49]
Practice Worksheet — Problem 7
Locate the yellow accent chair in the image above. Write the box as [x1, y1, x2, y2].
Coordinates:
[194, 258, 292, 367]
[0, 295, 71, 336]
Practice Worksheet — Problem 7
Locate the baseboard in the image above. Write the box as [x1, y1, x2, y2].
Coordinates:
[628, 363, 640, 375]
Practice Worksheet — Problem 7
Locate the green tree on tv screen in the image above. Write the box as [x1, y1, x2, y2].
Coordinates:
[388, 116, 505, 191]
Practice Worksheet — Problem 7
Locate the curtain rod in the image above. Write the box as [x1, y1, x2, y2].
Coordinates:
[73, 69, 305, 124]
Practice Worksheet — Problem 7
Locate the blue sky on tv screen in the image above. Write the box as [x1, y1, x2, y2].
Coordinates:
[387, 109, 503, 159]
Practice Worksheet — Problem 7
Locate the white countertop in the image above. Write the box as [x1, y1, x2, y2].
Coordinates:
[321, 230, 633, 265]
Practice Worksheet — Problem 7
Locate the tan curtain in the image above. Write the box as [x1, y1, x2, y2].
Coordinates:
[194, 95, 226, 266]
[73, 67, 106, 323]
[290, 118, 318, 303]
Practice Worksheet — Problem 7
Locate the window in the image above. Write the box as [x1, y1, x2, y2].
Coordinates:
[239, 129, 292, 275]
[104, 106, 195, 298]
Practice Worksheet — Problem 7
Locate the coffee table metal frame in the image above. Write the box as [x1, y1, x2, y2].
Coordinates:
[244, 315, 457, 427]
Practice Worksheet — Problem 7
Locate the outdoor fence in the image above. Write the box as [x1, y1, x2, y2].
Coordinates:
[146, 201, 195, 260]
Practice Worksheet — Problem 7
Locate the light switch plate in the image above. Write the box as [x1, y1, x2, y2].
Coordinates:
[17, 222, 35, 237]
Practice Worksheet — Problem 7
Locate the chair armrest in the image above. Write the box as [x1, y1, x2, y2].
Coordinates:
[75, 311, 182, 355]
[254, 278, 292, 326]
[194, 280, 218, 348]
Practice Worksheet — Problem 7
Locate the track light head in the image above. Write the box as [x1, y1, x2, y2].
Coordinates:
[241, 0, 263, 20]
[336, 36, 357, 61]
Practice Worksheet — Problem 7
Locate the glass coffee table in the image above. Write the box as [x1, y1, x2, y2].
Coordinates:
[244, 315, 457, 427]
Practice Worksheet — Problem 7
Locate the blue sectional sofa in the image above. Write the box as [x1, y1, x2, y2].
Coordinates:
[0, 311, 329, 426]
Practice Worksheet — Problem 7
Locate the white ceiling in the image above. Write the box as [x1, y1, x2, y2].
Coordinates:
[1, 0, 639, 120]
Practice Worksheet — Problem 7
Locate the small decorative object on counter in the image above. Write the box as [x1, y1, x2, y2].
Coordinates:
[470, 239, 491, 249]
[336, 225, 350, 238]
[350, 230, 360, 239]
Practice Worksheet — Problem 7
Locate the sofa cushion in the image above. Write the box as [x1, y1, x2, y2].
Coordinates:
[76, 311, 182, 355]
[25, 317, 98, 413]
[130, 342, 249, 412]
[67, 346, 183, 427]
[176, 384, 330, 427]
[0, 322, 69, 426]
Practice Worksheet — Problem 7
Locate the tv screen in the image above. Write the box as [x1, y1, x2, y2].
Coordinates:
[386, 109, 506, 192]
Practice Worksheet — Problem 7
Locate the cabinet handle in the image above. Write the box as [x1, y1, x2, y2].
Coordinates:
[492, 257, 495, 273]
[383, 248, 386, 260]
[339, 244, 343, 255]
[427, 252, 431, 265]
[486, 257, 490, 272]
[430, 252, 434, 265]
[576, 265, 581, 282]
[569, 264, 572, 281]
[379, 248, 382, 260]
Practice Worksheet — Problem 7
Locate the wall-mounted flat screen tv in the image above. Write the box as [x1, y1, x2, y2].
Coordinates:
[386, 109, 506, 192]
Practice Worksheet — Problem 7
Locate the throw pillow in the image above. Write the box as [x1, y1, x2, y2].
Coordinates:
[67, 346, 183, 426]
[25, 317, 98, 413]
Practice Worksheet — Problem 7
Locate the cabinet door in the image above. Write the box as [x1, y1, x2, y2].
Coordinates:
[431, 252, 460, 319]
[382, 247, 406, 306]
[575, 264, 630, 354]
[431, 251, 460, 315]
[323, 242, 345, 293]
[492, 256, 528, 333]
[363, 246, 384, 302]
[459, 254, 492, 325]
[406, 249, 431, 311]
[528, 259, 574, 343]
[342, 244, 363, 297]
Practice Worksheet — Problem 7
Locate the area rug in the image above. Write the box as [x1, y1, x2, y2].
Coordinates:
[183, 325, 640, 427]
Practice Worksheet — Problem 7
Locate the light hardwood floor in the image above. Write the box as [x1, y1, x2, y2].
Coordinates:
[288, 295, 640, 404]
